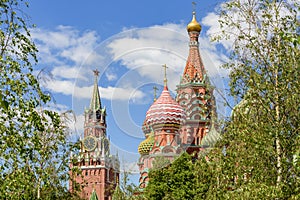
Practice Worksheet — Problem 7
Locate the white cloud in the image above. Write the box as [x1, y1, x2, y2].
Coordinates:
[51, 65, 87, 80]
[44, 78, 145, 102]
[33, 22, 228, 106]
[101, 86, 145, 102]
[105, 70, 118, 81]
[107, 24, 188, 73]
[33, 25, 76, 49]
[107, 23, 228, 92]
[201, 12, 234, 51]
[72, 113, 85, 136]
[45, 79, 75, 96]
[32, 26, 104, 81]
[60, 30, 103, 65]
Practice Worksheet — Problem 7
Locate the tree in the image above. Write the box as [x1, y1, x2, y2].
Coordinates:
[145, 153, 204, 200]
[0, 0, 78, 199]
[151, 155, 170, 170]
[209, 0, 299, 198]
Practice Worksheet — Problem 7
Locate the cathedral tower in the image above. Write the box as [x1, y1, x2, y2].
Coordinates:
[70, 70, 120, 200]
[176, 11, 216, 152]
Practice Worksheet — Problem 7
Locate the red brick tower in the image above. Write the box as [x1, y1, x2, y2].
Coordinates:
[176, 11, 216, 152]
[70, 70, 120, 200]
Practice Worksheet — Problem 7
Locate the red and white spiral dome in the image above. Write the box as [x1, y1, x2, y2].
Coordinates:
[145, 86, 186, 127]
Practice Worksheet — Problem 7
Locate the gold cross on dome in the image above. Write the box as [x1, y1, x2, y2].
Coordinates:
[162, 64, 168, 86]
[192, 2, 196, 12]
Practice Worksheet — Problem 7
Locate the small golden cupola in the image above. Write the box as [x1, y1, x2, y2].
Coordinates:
[138, 133, 154, 155]
[186, 11, 201, 32]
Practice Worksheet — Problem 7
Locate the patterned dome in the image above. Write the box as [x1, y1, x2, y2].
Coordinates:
[138, 133, 154, 155]
[145, 86, 186, 127]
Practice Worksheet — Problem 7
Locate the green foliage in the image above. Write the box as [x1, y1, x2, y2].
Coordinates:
[209, 0, 300, 198]
[0, 0, 78, 199]
[151, 155, 171, 170]
[145, 153, 207, 200]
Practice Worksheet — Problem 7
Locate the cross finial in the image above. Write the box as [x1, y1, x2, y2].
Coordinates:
[162, 64, 168, 86]
[153, 86, 158, 102]
[192, 2, 196, 13]
[93, 69, 99, 77]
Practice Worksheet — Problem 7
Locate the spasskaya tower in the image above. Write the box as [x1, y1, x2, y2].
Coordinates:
[70, 70, 120, 200]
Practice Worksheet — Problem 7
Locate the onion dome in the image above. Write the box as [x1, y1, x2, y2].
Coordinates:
[144, 86, 186, 127]
[187, 11, 201, 32]
[138, 133, 154, 155]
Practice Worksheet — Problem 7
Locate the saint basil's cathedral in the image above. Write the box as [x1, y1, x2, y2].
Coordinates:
[137, 10, 220, 188]
[69, 10, 220, 200]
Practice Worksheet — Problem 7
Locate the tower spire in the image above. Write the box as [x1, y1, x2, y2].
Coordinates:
[183, 10, 205, 82]
[89, 69, 102, 111]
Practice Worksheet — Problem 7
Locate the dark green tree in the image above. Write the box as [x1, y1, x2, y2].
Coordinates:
[145, 153, 201, 200]
[0, 0, 78, 199]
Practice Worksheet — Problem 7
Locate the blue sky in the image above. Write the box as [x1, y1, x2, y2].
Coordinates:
[26, 0, 231, 178]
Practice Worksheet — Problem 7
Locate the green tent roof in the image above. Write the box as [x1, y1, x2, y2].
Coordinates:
[90, 189, 98, 200]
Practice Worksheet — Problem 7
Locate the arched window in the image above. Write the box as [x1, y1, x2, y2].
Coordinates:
[96, 110, 101, 120]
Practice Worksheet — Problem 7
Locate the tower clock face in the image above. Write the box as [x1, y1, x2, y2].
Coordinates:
[83, 136, 97, 151]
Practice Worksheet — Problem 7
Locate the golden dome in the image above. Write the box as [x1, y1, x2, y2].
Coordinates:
[138, 133, 154, 155]
[187, 11, 201, 32]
